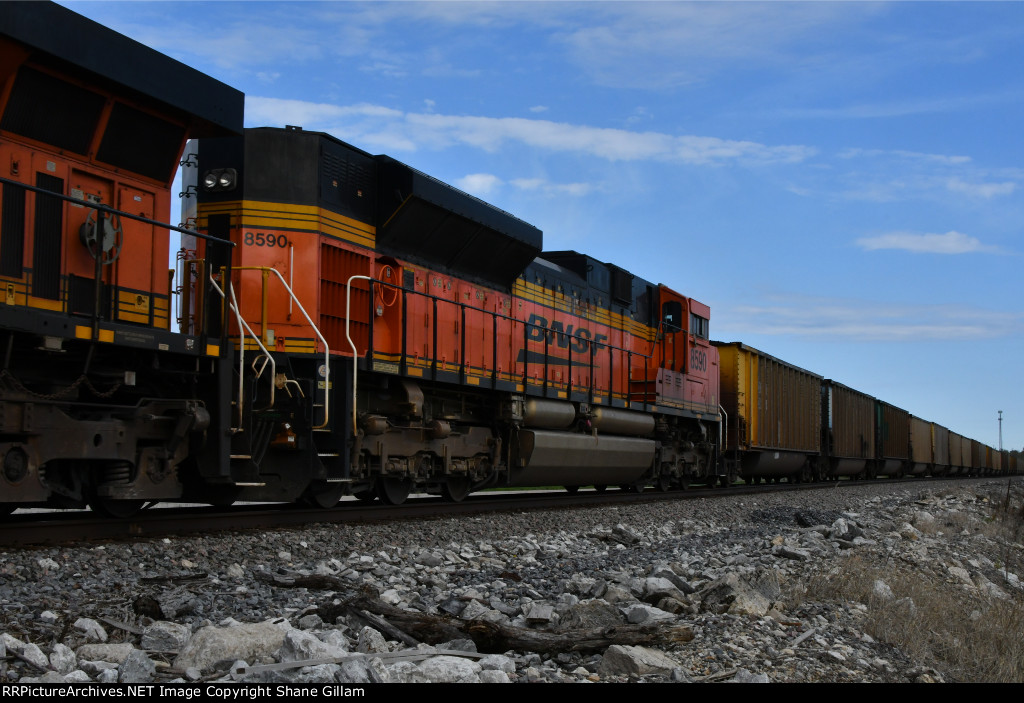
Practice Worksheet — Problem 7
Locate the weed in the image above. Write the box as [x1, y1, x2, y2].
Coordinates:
[800, 483, 1024, 682]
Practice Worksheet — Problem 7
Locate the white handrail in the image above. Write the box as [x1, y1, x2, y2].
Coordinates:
[346, 275, 372, 436]
[226, 267, 332, 429]
[259, 267, 331, 429]
[208, 275, 277, 427]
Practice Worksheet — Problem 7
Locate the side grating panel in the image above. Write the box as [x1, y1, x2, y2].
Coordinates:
[32, 173, 63, 300]
[96, 102, 185, 183]
[319, 243, 371, 355]
[0, 67, 105, 155]
[0, 182, 26, 277]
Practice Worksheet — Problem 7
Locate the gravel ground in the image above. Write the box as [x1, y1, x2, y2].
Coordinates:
[2, 476, 1022, 684]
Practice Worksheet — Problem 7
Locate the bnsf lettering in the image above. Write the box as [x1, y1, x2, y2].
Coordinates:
[526, 314, 608, 353]
[690, 347, 707, 373]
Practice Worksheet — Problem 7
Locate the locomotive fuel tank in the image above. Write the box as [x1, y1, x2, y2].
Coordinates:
[512, 430, 655, 487]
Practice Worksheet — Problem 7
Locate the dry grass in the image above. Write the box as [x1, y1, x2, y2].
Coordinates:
[801, 483, 1024, 683]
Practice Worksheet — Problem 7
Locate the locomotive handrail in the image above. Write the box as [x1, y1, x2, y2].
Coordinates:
[346, 275, 372, 436]
[367, 276, 657, 409]
[208, 274, 276, 428]
[0, 176, 237, 247]
[233, 267, 331, 430]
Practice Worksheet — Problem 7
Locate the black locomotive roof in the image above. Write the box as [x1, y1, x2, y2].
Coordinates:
[0, 1, 242, 136]
[376, 155, 543, 290]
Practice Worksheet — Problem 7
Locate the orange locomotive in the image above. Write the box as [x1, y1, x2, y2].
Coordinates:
[0, 2, 721, 515]
[11, 4, 1008, 519]
[186, 127, 723, 506]
[0, 2, 242, 515]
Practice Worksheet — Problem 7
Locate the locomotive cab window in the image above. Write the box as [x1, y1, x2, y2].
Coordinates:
[690, 313, 709, 339]
[662, 301, 683, 333]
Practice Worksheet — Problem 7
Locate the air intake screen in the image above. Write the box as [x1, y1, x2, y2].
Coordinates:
[376, 156, 542, 289]
[97, 103, 185, 182]
[0, 183, 26, 278]
[32, 173, 63, 301]
[610, 266, 633, 304]
[0, 67, 105, 155]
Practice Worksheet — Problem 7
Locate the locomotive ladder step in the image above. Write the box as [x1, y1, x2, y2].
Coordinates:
[325, 478, 351, 483]
[317, 452, 339, 458]
[230, 454, 252, 460]
[233, 482, 266, 487]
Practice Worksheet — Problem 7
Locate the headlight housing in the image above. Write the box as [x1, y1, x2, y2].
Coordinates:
[201, 168, 237, 192]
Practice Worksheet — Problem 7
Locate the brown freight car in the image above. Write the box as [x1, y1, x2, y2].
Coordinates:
[948, 431, 965, 476]
[822, 380, 875, 478]
[875, 400, 910, 477]
[713, 342, 822, 483]
[932, 423, 951, 475]
[908, 415, 932, 476]
[969, 439, 982, 476]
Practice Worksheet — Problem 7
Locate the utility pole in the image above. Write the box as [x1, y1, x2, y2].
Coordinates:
[998, 410, 1002, 451]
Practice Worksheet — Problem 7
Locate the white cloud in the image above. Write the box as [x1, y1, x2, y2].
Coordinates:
[829, 149, 1020, 205]
[245, 97, 401, 125]
[839, 179, 911, 203]
[454, 173, 502, 195]
[774, 94, 1005, 121]
[838, 148, 972, 165]
[855, 230, 999, 254]
[556, 2, 877, 89]
[946, 178, 1016, 199]
[510, 178, 593, 196]
[717, 295, 1023, 342]
[246, 96, 814, 165]
[449, 174, 594, 198]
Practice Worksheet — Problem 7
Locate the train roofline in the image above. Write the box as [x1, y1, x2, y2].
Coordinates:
[712, 340, 824, 379]
[0, 1, 243, 136]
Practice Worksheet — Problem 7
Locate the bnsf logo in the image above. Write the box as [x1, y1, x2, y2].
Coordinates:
[525, 314, 609, 354]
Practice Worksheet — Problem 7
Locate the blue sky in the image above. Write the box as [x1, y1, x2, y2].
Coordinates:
[61, 1, 1023, 452]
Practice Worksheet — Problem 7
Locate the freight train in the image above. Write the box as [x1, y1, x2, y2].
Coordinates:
[0, 3, 1016, 518]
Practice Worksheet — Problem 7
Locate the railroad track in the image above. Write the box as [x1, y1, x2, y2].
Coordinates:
[0, 477, 954, 548]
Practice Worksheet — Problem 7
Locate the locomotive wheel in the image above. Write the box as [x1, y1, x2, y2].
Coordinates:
[216, 488, 242, 507]
[89, 498, 147, 519]
[441, 477, 472, 503]
[303, 482, 345, 509]
[376, 477, 412, 506]
[564, 485, 580, 494]
[656, 475, 672, 492]
[593, 485, 607, 493]
[0, 504, 15, 518]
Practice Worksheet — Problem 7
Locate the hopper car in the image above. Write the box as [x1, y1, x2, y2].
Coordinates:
[0, 3, 1017, 518]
